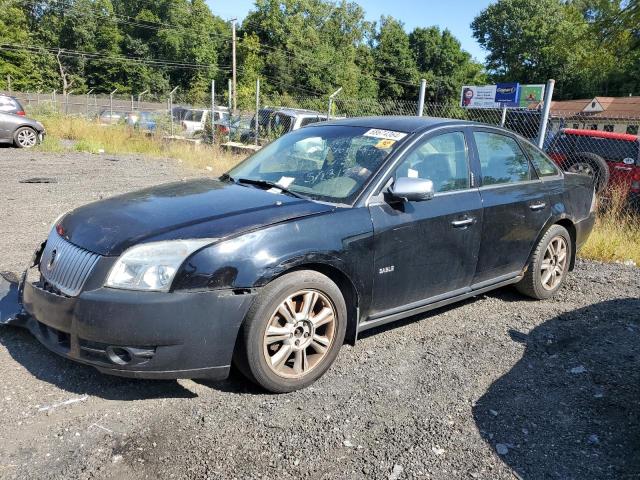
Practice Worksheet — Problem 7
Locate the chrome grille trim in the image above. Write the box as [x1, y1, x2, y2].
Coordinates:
[39, 231, 101, 297]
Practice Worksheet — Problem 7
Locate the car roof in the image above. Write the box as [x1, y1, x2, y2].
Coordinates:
[317, 116, 477, 134]
[560, 128, 639, 142]
[269, 107, 324, 116]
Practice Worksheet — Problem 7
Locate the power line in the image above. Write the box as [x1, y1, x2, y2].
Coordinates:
[0, 43, 230, 71]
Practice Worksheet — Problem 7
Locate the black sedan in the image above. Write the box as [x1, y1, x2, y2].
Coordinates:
[9, 117, 596, 392]
[0, 111, 46, 148]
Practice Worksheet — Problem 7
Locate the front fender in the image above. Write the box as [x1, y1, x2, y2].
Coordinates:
[172, 207, 375, 306]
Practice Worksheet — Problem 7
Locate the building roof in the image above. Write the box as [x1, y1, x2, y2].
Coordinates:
[551, 96, 640, 119]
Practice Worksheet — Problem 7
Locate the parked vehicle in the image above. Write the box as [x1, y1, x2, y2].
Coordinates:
[125, 111, 159, 132]
[98, 110, 124, 125]
[0, 111, 45, 148]
[181, 108, 229, 136]
[242, 108, 328, 144]
[0, 94, 26, 116]
[11, 117, 596, 392]
[547, 128, 640, 201]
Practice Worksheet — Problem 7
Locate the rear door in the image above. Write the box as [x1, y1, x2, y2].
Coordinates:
[368, 129, 483, 315]
[470, 129, 551, 285]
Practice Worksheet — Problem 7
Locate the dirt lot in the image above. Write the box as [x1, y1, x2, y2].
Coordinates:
[0, 150, 639, 480]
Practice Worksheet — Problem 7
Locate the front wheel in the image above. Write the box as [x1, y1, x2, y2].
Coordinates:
[14, 127, 39, 148]
[516, 224, 572, 300]
[234, 271, 347, 393]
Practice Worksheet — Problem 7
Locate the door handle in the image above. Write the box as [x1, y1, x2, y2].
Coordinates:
[529, 202, 547, 211]
[451, 217, 475, 228]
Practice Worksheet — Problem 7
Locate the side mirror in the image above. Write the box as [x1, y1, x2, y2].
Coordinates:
[388, 177, 435, 202]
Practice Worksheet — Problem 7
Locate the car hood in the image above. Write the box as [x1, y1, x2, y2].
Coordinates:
[59, 178, 334, 256]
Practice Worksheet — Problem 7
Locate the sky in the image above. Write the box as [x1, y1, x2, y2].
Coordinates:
[206, 0, 493, 61]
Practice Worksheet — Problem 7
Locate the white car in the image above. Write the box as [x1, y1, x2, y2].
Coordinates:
[181, 108, 229, 136]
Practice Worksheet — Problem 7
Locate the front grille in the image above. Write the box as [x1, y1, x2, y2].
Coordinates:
[39, 231, 101, 297]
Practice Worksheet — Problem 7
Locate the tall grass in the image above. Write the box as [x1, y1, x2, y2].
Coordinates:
[580, 186, 640, 266]
[37, 114, 243, 174]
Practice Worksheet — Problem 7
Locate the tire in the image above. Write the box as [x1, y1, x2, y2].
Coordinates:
[565, 152, 610, 193]
[234, 270, 347, 393]
[516, 224, 572, 300]
[13, 127, 39, 149]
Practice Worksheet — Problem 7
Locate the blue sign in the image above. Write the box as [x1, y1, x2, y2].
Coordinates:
[495, 82, 520, 107]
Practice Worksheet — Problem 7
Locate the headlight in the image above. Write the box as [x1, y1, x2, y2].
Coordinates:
[105, 239, 214, 292]
[50, 211, 69, 231]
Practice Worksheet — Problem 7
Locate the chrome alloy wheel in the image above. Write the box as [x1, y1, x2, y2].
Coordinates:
[16, 128, 38, 148]
[263, 289, 336, 379]
[541, 236, 568, 291]
[567, 162, 594, 177]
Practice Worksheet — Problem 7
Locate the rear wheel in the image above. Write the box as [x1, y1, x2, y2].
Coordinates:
[14, 127, 39, 148]
[234, 271, 346, 393]
[566, 152, 610, 193]
[516, 224, 572, 300]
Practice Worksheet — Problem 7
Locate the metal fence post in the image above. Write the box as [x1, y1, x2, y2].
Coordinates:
[255, 78, 260, 146]
[211, 80, 216, 144]
[169, 86, 178, 136]
[86, 89, 93, 118]
[138, 90, 149, 111]
[109, 88, 118, 122]
[328, 87, 342, 121]
[228, 79, 232, 133]
[417, 79, 427, 116]
[500, 105, 507, 127]
[537, 79, 555, 148]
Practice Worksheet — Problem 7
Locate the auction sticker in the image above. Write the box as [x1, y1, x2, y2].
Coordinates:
[363, 129, 407, 141]
[375, 138, 397, 149]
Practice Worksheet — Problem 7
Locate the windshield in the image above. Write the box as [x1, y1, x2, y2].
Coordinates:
[183, 110, 204, 122]
[228, 125, 407, 204]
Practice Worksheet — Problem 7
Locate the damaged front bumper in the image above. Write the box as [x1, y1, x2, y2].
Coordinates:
[2, 266, 257, 381]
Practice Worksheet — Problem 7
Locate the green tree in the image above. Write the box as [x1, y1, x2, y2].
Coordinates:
[471, 0, 602, 98]
[409, 26, 485, 103]
[374, 16, 419, 101]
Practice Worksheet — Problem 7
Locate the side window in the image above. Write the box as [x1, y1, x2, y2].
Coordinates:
[300, 117, 320, 128]
[473, 132, 531, 186]
[394, 131, 470, 193]
[522, 142, 559, 177]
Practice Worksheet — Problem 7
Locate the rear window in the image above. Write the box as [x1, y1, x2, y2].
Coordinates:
[522, 142, 559, 177]
[0, 96, 20, 112]
[550, 133, 639, 163]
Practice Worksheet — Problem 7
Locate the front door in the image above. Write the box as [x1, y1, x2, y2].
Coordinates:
[368, 130, 483, 317]
[469, 129, 551, 284]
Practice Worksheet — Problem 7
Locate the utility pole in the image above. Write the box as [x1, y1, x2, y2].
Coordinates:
[231, 18, 238, 113]
[6, 75, 11, 94]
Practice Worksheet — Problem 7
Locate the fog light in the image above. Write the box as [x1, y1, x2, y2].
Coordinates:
[106, 346, 133, 365]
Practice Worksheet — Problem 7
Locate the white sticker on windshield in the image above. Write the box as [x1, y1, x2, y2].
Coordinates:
[407, 168, 419, 179]
[363, 129, 407, 141]
[276, 176, 295, 188]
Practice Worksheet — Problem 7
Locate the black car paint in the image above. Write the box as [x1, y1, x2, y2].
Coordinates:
[16, 117, 596, 380]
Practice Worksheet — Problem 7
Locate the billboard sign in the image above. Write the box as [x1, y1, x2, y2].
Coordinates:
[495, 82, 520, 107]
[460, 85, 499, 109]
[519, 84, 545, 108]
[461, 83, 546, 109]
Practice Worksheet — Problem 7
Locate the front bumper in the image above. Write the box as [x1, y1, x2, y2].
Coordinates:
[20, 278, 257, 380]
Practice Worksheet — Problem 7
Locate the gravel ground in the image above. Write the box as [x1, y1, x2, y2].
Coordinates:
[0, 150, 638, 480]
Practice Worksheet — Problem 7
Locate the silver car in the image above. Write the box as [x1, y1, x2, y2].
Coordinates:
[0, 112, 46, 148]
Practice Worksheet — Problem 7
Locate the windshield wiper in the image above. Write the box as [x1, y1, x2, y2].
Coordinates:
[237, 178, 307, 199]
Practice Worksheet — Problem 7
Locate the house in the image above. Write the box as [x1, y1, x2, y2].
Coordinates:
[549, 96, 640, 135]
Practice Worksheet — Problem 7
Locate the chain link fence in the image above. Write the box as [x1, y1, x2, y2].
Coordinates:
[2, 86, 639, 209]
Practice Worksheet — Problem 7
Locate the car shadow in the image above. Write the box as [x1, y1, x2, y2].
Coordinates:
[0, 326, 197, 400]
[473, 298, 640, 479]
